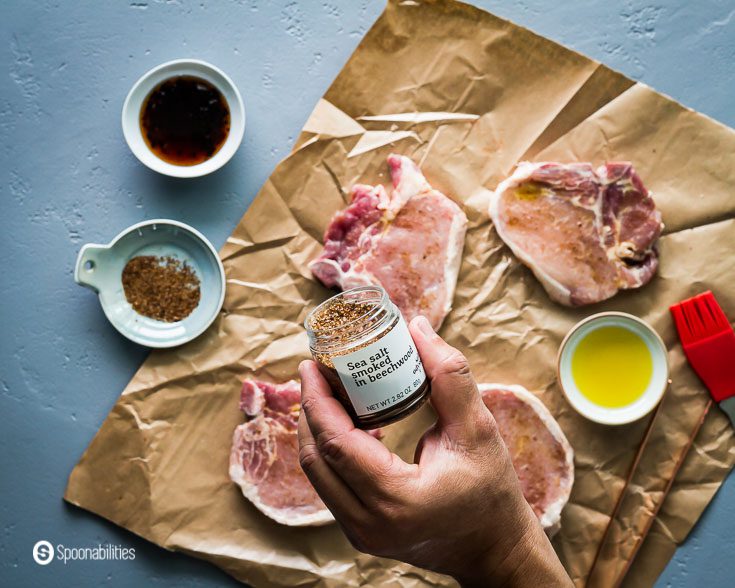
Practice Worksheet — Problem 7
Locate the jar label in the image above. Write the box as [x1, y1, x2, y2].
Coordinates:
[331, 316, 427, 417]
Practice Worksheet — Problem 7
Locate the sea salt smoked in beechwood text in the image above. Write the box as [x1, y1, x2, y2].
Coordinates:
[332, 317, 426, 417]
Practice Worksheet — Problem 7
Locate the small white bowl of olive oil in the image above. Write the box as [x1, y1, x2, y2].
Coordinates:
[557, 312, 669, 425]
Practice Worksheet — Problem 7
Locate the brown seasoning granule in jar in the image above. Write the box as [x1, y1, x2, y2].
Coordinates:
[121, 255, 201, 322]
[307, 298, 396, 367]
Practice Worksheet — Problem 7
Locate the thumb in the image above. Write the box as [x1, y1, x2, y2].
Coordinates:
[409, 316, 489, 440]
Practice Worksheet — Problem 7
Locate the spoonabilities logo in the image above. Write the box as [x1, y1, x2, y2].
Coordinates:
[33, 540, 54, 565]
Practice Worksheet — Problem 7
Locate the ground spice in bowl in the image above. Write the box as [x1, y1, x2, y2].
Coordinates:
[121, 255, 201, 322]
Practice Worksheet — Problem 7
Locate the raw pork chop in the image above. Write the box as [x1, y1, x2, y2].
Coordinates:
[309, 154, 468, 329]
[229, 379, 334, 526]
[479, 384, 574, 535]
[489, 162, 663, 306]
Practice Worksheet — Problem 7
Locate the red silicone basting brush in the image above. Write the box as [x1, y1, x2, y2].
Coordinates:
[607, 292, 734, 587]
[670, 291, 735, 425]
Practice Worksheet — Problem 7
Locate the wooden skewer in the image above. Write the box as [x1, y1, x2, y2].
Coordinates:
[585, 391, 667, 587]
[613, 399, 713, 588]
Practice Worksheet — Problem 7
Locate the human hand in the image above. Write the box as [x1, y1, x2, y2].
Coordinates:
[298, 315, 572, 587]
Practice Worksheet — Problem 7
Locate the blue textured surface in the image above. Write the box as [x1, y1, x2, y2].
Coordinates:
[1, 1, 733, 586]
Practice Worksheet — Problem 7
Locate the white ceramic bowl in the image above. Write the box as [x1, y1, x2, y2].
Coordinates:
[557, 312, 669, 425]
[74, 219, 225, 348]
[122, 59, 245, 178]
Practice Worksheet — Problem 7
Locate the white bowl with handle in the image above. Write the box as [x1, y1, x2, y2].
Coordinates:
[74, 219, 225, 348]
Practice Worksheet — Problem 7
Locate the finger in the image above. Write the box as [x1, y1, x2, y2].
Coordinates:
[297, 409, 368, 524]
[299, 359, 356, 434]
[409, 316, 489, 440]
[299, 360, 416, 500]
[413, 425, 430, 464]
[413, 422, 442, 465]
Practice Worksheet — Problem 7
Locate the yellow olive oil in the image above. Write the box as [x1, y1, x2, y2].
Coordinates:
[571, 326, 653, 408]
[515, 181, 545, 200]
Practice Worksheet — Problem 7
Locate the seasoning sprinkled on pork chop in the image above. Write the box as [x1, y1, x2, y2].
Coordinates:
[230, 379, 383, 526]
[229, 379, 334, 526]
[489, 162, 663, 306]
[479, 384, 574, 536]
[309, 154, 468, 330]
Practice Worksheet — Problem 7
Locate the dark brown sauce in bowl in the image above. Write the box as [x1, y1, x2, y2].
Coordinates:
[140, 76, 230, 166]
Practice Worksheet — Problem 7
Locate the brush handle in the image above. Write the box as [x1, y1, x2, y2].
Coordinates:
[719, 397, 735, 428]
[614, 399, 713, 587]
[586, 394, 666, 587]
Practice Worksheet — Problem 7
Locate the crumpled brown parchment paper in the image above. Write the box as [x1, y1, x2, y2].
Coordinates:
[65, 1, 735, 586]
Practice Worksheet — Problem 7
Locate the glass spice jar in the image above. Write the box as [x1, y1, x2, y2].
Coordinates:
[304, 286, 431, 429]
